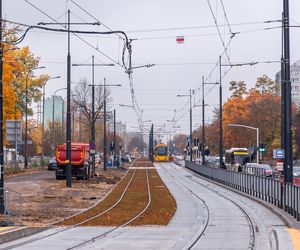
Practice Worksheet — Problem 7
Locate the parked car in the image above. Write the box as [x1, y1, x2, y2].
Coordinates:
[293, 167, 300, 186]
[244, 163, 273, 177]
[48, 157, 58, 171]
[258, 164, 273, 177]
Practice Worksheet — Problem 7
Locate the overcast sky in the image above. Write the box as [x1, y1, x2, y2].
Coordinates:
[4, 0, 300, 142]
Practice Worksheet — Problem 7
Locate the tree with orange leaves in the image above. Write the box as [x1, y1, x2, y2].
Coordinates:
[2, 26, 49, 146]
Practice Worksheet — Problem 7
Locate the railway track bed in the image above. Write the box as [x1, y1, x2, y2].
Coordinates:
[1, 161, 294, 250]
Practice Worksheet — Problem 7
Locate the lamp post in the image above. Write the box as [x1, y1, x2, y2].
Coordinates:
[282, 0, 293, 184]
[94, 79, 121, 171]
[228, 123, 259, 164]
[177, 90, 193, 162]
[73, 56, 114, 174]
[41, 76, 61, 162]
[24, 66, 45, 169]
[52, 88, 66, 155]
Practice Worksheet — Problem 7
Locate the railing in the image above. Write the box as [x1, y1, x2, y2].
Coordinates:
[186, 161, 300, 222]
[0, 188, 23, 225]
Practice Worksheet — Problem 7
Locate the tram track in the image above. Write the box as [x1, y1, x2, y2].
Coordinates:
[0, 160, 153, 250]
[160, 163, 256, 250]
[67, 162, 152, 249]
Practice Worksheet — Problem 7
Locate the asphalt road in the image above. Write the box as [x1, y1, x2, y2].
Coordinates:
[5, 171, 54, 184]
[0, 163, 294, 250]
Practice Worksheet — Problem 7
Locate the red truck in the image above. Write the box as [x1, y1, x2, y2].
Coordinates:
[55, 142, 91, 180]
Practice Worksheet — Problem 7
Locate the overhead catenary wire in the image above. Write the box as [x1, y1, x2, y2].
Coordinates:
[22, 0, 126, 69]
[3, 18, 130, 69]
[70, 0, 125, 41]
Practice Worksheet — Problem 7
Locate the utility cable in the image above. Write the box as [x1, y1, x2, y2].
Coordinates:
[23, 0, 125, 68]
[70, 0, 124, 41]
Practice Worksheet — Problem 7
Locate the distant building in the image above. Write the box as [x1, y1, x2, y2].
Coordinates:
[44, 95, 64, 128]
[275, 59, 300, 105]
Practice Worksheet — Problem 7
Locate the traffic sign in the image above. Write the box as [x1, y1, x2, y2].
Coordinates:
[6, 120, 22, 142]
[176, 36, 184, 44]
[90, 141, 95, 150]
[273, 149, 285, 159]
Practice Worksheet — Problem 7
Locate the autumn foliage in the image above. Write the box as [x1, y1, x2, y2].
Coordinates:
[2, 26, 49, 153]
[193, 75, 298, 159]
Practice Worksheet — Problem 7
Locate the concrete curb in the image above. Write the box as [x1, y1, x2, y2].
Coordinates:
[184, 165, 300, 230]
[0, 227, 46, 245]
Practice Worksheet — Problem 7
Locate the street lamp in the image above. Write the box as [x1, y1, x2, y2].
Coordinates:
[94, 78, 121, 171]
[228, 123, 259, 164]
[41, 76, 61, 162]
[52, 88, 67, 155]
[24, 66, 45, 169]
[177, 90, 193, 162]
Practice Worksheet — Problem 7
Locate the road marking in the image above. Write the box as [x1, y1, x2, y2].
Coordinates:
[288, 228, 300, 250]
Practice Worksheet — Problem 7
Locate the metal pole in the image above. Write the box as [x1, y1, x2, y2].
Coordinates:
[113, 109, 116, 162]
[91, 55, 95, 174]
[103, 78, 107, 171]
[283, 0, 293, 183]
[72, 109, 75, 141]
[24, 74, 29, 169]
[219, 56, 224, 168]
[66, 9, 72, 187]
[281, 12, 285, 151]
[202, 76, 205, 165]
[41, 83, 45, 164]
[0, 0, 4, 214]
[189, 90, 193, 162]
[256, 128, 259, 164]
[52, 95, 55, 156]
[79, 107, 82, 141]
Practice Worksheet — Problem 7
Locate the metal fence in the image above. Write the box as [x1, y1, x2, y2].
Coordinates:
[0, 188, 23, 225]
[186, 161, 300, 222]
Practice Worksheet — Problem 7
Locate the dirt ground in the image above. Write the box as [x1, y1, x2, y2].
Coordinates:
[3, 165, 129, 227]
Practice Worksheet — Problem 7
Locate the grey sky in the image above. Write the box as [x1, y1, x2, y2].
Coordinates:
[4, 0, 300, 141]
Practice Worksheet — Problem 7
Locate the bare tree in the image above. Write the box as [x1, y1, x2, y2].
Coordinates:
[71, 78, 111, 140]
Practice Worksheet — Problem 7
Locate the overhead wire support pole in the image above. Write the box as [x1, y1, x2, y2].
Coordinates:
[92, 56, 95, 175]
[103, 78, 107, 171]
[218, 58, 258, 169]
[201, 77, 219, 165]
[94, 80, 120, 171]
[177, 90, 193, 162]
[66, 9, 72, 187]
[189, 90, 193, 162]
[72, 57, 114, 176]
[113, 109, 116, 163]
[283, 0, 293, 184]
[219, 56, 224, 168]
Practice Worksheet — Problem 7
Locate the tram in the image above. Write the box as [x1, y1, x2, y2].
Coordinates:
[154, 143, 169, 162]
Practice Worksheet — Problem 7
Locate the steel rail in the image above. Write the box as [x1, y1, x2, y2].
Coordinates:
[67, 161, 152, 249]
[0, 162, 140, 250]
[158, 163, 210, 250]
[181, 166, 256, 250]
